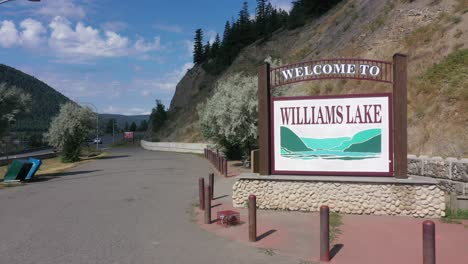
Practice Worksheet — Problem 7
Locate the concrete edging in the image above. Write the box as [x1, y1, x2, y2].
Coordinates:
[140, 140, 208, 154]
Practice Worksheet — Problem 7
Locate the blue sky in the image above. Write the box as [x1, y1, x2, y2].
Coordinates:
[0, 0, 291, 115]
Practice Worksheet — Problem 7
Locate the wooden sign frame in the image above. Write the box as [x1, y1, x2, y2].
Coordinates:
[257, 54, 407, 178]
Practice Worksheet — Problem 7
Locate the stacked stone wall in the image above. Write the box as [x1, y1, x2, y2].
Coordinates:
[408, 155, 468, 195]
[233, 180, 446, 218]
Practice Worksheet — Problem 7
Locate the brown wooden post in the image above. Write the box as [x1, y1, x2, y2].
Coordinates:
[209, 173, 214, 199]
[320, 205, 330, 262]
[198, 177, 205, 210]
[224, 159, 228, 177]
[258, 63, 271, 175]
[204, 185, 211, 224]
[248, 194, 257, 242]
[393, 54, 408, 179]
[423, 220, 436, 264]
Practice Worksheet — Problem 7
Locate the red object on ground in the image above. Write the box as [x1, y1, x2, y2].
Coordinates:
[217, 210, 240, 227]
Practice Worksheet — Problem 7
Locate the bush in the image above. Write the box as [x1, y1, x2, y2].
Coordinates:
[46, 102, 95, 162]
[198, 74, 258, 159]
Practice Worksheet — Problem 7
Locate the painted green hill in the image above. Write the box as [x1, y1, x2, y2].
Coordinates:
[330, 129, 381, 151]
[343, 134, 381, 153]
[280, 126, 312, 152]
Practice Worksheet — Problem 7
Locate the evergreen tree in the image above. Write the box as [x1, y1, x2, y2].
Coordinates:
[193, 28, 204, 64]
[150, 100, 167, 133]
[129, 121, 137, 132]
[203, 41, 211, 61]
[210, 34, 220, 58]
[124, 121, 129, 131]
[255, 0, 267, 37]
[138, 120, 148, 131]
[105, 119, 115, 134]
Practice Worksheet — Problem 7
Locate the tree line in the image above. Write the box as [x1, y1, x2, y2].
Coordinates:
[192, 0, 342, 74]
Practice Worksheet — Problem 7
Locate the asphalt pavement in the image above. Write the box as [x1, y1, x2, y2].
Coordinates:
[0, 146, 299, 264]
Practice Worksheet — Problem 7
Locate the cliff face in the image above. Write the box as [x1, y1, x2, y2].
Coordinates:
[159, 0, 467, 157]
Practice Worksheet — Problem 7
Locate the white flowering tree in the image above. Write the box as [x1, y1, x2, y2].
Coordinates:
[0, 83, 31, 136]
[198, 74, 258, 159]
[46, 102, 95, 162]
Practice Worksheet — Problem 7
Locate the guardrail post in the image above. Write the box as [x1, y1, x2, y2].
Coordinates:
[204, 185, 211, 224]
[198, 177, 205, 210]
[423, 220, 436, 264]
[320, 205, 330, 262]
[249, 194, 257, 242]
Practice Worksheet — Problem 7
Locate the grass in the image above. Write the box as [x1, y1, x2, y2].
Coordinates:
[329, 212, 343, 244]
[404, 20, 443, 47]
[440, 209, 468, 224]
[186, 201, 199, 222]
[368, 15, 386, 32]
[258, 248, 276, 256]
[0, 151, 110, 187]
[416, 49, 468, 99]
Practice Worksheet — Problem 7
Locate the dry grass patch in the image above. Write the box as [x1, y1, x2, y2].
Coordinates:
[0, 151, 110, 184]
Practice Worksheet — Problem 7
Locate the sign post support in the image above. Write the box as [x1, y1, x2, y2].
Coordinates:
[393, 54, 408, 179]
[258, 63, 271, 175]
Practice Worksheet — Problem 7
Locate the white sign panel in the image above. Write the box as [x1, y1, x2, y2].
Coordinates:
[271, 94, 392, 176]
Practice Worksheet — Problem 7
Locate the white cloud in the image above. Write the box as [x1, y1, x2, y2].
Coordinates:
[48, 16, 129, 59]
[134, 36, 161, 52]
[270, 0, 292, 12]
[0, 19, 46, 48]
[19, 18, 47, 47]
[134, 62, 193, 96]
[153, 23, 183, 33]
[36, 0, 86, 20]
[206, 30, 217, 45]
[0, 20, 19, 48]
[101, 21, 128, 32]
[183, 40, 194, 57]
[103, 105, 150, 115]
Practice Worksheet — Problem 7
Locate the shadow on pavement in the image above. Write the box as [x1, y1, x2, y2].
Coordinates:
[257, 229, 277, 241]
[330, 243, 344, 260]
[31, 170, 102, 181]
[213, 195, 229, 200]
[95, 155, 130, 160]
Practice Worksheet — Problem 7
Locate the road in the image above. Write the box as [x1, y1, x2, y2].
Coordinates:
[0, 147, 298, 264]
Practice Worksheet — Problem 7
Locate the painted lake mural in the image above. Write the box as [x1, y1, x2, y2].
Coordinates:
[280, 126, 382, 160]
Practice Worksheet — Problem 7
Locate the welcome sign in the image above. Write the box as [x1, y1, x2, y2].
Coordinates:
[271, 94, 392, 176]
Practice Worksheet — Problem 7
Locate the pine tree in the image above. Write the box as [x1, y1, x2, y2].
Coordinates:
[210, 34, 221, 58]
[255, 0, 267, 37]
[193, 28, 204, 64]
[203, 41, 211, 62]
[129, 122, 137, 132]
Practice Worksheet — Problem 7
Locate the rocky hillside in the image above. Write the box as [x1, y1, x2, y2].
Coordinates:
[157, 0, 467, 158]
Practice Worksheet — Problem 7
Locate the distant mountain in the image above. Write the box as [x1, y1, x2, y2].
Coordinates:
[0, 64, 72, 131]
[99, 114, 149, 130]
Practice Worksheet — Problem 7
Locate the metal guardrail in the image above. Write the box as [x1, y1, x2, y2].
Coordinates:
[0, 152, 58, 166]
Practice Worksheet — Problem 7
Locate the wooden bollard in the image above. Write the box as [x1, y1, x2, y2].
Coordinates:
[198, 177, 205, 210]
[224, 159, 228, 177]
[204, 185, 211, 224]
[320, 205, 330, 262]
[218, 156, 222, 171]
[423, 220, 436, 264]
[249, 194, 257, 242]
[209, 173, 214, 200]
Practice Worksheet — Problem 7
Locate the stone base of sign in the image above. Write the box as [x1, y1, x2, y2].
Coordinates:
[232, 173, 446, 218]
